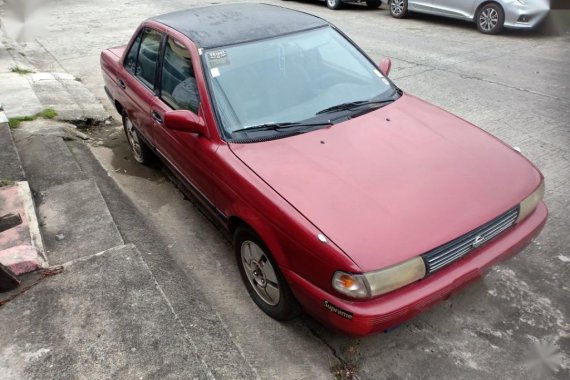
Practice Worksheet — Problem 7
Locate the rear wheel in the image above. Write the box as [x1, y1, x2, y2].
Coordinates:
[390, 0, 408, 18]
[366, 0, 382, 8]
[234, 226, 300, 320]
[476, 3, 504, 34]
[326, 0, 343, 10]
[123, 113, 154, 165]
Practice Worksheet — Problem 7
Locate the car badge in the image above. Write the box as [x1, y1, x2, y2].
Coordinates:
[472, 235, 485, 248]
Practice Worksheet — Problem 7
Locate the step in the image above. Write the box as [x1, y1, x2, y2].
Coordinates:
[0, 244, 211, 379]
[0, 181, 47, 274]
[13, 123, 124, 264]
[36, 178, 124, 264]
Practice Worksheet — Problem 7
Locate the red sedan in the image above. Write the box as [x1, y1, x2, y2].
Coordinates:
[100, 4, 547, 336]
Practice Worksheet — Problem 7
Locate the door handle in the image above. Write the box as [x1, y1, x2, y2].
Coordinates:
[118, 79, 126, 89]
[152, 111, 163, 124]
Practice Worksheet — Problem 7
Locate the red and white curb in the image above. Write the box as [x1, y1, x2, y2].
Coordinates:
[0, 107, 47, 275]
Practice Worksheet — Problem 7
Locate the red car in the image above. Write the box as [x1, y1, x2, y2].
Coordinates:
[100, 4, 547, 336]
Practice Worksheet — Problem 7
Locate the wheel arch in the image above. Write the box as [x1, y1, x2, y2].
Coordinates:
[474, 1, 504, 21]
[226, 211, 292, 269]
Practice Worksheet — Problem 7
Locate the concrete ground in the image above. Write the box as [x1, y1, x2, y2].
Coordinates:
[1, 0, 569, 379]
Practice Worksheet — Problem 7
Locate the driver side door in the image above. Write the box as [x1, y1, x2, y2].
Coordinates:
[150, 34, 220, 210]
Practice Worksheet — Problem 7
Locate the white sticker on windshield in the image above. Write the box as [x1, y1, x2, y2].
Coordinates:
[373, 69, 383, 78]
[211, 67, 220, 78]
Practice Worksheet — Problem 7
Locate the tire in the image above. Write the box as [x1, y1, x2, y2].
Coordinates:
[122, 113, 154, 165]
[476, 3, 505, 35]
[389, 0, 408, 19]
[234, 226, 301, 321]
[326, 0, 343, 10]
[366, 0, 382, 9]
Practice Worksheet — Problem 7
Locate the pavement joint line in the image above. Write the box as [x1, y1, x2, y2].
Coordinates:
[55, 74, 89, 116]
[395, 63, 570, 103]
[211, 308, 262, 380]
[65, 142, 128, 247]
[303, 322, 345, 371]
[134, 247, 217, 380]
[32, 37, 68, 74]
[60, 243, 133, 268]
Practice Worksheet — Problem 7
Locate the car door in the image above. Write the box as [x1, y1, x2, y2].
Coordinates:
[408, 0, 438, 13]
[150, 35, 219, 208]
[429, 0, 476, 19]
[120, 26, 163, 143]
[118, 26, 163, 140]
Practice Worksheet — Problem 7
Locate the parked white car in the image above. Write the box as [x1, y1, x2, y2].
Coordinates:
[389, 0, 550, 34]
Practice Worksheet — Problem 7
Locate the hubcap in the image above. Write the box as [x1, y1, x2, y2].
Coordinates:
[125, 118, 143, 162]
[479, 8, 499, 31]
[391, 0, 405, 15]
[241, 241, 280, 306]
[327, 0, 337, 7]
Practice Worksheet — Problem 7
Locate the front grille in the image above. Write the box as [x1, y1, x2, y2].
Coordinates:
[422, 206, 519, 275]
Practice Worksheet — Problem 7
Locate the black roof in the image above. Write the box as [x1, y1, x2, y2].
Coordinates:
[151, 3, 329, 49]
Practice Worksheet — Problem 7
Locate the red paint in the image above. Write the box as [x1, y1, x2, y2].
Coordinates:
[0, 184, 46, 274]
[100, 21, 547, 336]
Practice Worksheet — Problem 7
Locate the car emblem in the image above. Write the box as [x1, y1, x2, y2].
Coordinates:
[472, 235, 485, 248]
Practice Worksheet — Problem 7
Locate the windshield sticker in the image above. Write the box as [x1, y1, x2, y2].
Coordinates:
[207, 50, 230, 68]
[210, 67, 220, 78]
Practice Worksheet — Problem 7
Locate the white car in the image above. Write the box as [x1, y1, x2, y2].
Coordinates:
[389, 0, 550, 34]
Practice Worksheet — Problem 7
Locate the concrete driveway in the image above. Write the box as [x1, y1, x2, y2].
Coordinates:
[5, 0, 569, 378]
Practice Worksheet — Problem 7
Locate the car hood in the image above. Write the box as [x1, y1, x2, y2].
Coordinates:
[229, 94, 541, 272]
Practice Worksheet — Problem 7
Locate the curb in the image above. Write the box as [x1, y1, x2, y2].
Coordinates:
[0, 105, 48, 275]
[0, 104, 8, 124]
[0, 182, 48, 275]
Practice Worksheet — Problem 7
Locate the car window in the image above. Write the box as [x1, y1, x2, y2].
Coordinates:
[160, 37, 200, 113]
[132, 28, 162, 89]
[204, 27, 395, 136]
[124, 31, 143, 76]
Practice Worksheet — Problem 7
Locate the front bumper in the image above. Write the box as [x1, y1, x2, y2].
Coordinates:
[504, 1, 550, 29]
[284, 201, 548, 336]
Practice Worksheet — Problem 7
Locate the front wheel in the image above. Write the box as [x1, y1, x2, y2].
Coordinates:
[476, 3, 505, 35]
[366, 0, 382, 9]
[389, 0, 408, 19]
[234, 226, 301, 320]
[326, 0, 343, 10]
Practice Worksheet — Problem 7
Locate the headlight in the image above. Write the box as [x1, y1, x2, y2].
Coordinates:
[516, 181, 545, 223]
[332, 257, 426, 299]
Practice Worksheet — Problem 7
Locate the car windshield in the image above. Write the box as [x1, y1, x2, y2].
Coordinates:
[203, 26, 397, 139]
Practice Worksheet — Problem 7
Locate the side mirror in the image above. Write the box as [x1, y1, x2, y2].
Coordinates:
[163, 110, 205, 135]
[379, 58, 392, 76]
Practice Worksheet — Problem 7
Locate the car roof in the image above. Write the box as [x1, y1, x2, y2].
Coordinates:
[150, 3, 329, 49]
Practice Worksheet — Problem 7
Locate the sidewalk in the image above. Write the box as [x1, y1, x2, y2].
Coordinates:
[0, 39, 259, 378]
[0, 39, 108, 122]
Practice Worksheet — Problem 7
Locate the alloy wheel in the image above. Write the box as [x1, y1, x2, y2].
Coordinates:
[479, 8, 499, 32]
[241, 240, 281, 306]
[391, 0, 405, 16]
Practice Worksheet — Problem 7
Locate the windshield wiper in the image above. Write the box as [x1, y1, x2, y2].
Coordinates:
[316, 99, 395, 115]
[232, 121, 332, 134]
